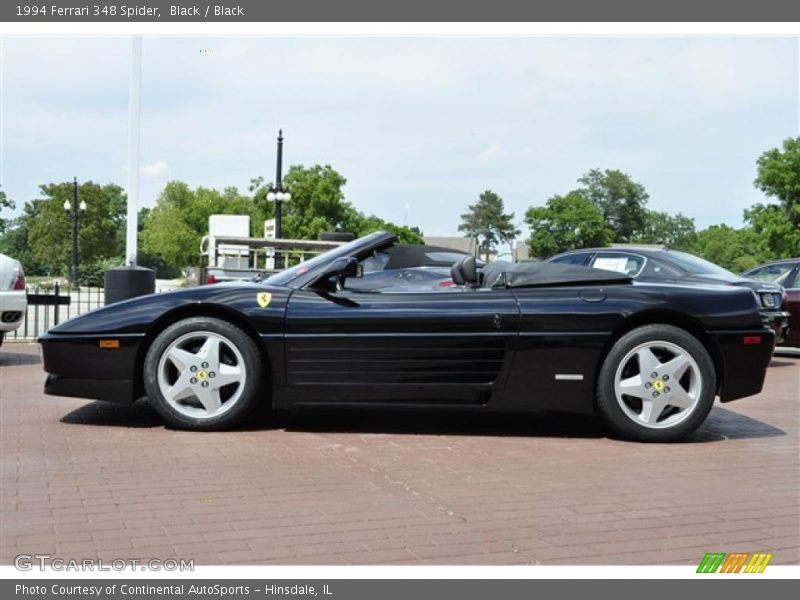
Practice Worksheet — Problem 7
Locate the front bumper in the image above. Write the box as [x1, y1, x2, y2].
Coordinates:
[39, 332, 144, 404]
[760, 310, 791, 345]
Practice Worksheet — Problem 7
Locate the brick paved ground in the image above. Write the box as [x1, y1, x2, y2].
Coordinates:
[1, 343, 798, 566]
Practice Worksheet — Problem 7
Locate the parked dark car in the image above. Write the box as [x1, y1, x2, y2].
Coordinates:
[742, 259, 800, 348]
[548, 248, 791, 344]
[39, 232, 775, 442]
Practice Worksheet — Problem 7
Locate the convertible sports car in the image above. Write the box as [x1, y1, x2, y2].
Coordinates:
[40, 232, 775, 442]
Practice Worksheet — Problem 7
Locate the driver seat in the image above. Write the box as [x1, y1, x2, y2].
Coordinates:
[451, 256, 479, 288]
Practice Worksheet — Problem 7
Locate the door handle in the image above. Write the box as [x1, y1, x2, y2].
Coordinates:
[493, 313, 502, 329]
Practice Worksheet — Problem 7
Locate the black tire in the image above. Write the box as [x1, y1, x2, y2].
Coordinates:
[143, 317, 264, 430]
[596, 324, 716, 442]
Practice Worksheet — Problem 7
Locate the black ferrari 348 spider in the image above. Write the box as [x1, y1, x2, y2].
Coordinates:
[39, 231, 775, 441]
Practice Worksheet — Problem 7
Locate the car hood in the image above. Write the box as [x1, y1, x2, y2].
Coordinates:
[45, 282, 290, 335]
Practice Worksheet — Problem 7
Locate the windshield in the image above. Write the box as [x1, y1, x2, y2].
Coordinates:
[664, 251, 736, 277]
[260, 232, 388, 287]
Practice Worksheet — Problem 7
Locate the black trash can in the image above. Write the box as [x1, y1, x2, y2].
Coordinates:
[104, 266, 156, 305]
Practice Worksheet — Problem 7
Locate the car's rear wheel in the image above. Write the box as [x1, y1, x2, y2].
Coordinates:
[596, 324, 716, 442]
[144, 317, 263, 430]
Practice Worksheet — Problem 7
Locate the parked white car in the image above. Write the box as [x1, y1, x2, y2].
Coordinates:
[0, 253, 27, 346]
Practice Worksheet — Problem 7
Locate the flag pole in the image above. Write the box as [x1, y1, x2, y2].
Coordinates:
[125, 35, 142, 266]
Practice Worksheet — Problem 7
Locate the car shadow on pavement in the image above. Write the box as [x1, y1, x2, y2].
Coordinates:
[0, 350, 41, 366]
[59, 400, 785, 442]
[683, 406, 785, 442]
[769, 360, 796, 368]
[278, 409, 608, 439]
[60, 399, 164, 428]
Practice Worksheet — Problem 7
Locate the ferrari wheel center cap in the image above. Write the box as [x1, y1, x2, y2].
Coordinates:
[653, 380, 664, 392]
[197, 370, 208, 381]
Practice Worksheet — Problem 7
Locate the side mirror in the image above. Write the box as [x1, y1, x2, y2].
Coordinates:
[310, 256, 362, 290]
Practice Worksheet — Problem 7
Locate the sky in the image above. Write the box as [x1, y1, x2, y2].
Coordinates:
[1, 35, 798, 237]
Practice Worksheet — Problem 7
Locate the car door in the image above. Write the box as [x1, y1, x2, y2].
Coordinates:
[283, 287, 520, 404]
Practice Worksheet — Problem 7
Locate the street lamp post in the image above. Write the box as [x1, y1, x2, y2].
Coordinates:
[266, 130, 291, 238]
[63, 177, 87, 287]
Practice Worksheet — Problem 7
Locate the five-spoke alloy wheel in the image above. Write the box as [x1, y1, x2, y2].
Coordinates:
[144, 317, 263, 430]
[597, 324, 716, 442]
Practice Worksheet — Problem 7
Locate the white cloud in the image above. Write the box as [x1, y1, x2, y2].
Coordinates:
[477, 142, 501, 163]
[140, 161, 170, 178]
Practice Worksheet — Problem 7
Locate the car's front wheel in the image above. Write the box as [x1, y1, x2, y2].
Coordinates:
[596, 324, 716, 442]
[143, 317, 264, 430]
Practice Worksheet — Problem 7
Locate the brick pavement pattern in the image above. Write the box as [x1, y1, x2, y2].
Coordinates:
[1, 343, 798, 565]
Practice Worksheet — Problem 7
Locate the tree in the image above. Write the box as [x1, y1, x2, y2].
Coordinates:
[143, 166, 424, 272]
[458, 190, 520, 260]
[755, 137, 800, 227]
[250, 164, 424, 243]
[751, 137, 800, 257]
[347, 210, 424, 244]
[689, 224, 763, 273]
[635, 210, 697, 249]
[22, 181, 127, 275]
[0, 209, 46, 275]
[577, 169, 650, 242]
[525, 191, 612, 258]
[743, 203, 800, 259]
[140, 182, 261, 270]
[0, 187, 14, 235]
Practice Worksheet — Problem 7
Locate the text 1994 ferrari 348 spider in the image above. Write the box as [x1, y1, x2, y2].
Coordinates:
[39, 231, 775, 441]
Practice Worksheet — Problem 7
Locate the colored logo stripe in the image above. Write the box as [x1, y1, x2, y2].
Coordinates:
[697, 552, 772, 573]
[744, 553, 772, 573]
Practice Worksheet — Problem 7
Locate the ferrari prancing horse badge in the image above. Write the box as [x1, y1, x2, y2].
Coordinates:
[257, 292, 272, 308]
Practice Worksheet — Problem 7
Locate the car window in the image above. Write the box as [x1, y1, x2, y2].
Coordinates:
[745, 263, 796, 286]
[591, 252, 645, 277]
[550, 252, 592, 266]
[424, 251, 468, 264]
[662, 251, 735, 277]
[360, 250, 391, 273]
[639, 258, 683, 279]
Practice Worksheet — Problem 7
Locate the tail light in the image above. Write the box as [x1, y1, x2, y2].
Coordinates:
[206, 274, 217, 285]
[11, 264, 25, 290]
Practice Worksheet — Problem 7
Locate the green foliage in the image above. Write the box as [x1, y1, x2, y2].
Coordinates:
[348, 211, 425, 244]
[750, 137, 800, 258]
[0, 187, 15, 235]
[0, 181, 126, 276]
[458, 190, 520, 259]
[280, 165, 350, 239]
[689, 225, 763, 273]
[577, 169, 650, 242]
[635, 210, 697, 249]
[143, 165, 424, 272]
[140, 182, 267, 270]
[79, 256, 124, 288]
[525, 191, 612, 258]
[755, 137, 800, 227]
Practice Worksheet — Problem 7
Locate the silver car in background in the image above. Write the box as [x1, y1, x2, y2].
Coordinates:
[0, 253, 27, 347]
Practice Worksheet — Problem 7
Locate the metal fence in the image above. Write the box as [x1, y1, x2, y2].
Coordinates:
[6, 283, 106, 341]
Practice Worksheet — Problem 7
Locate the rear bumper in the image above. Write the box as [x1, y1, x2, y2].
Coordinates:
[39, 332, 143, 404]
[0, 290, 27, 332]
[711, 329, 775, 402]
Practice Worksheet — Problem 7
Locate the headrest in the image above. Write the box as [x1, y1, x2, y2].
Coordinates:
[451, 255, 479, 286]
